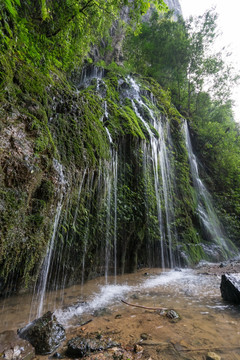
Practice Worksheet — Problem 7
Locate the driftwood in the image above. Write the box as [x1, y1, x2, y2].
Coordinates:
[80, 319, 92, 326]
[121, 299, 167, 311]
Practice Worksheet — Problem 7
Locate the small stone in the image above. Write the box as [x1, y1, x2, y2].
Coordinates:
[130, 294, 139, 300]
[13, 346, 21, 358]
[166, 309, 180, 321]
[115, 314, 122, 319]
[206, 351, 221, 360]
[134, 344, 143, 353]
[52, 352, 64, 359]
[140, 333, 148, 340]
[4, 349, 14, 360]
[0, 330, 35, 360]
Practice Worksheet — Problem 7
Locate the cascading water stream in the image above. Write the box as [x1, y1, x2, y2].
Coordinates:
[51, 168, 88, 298]
[103, 150, 118, 283]
[75, 66, 118, 282]
[102, 101, 113, 144]
[80, 171, 95, 286]
[113, 152, 118, 280]
[30, 159, 66, 319]
[104, 170, 112, 284]
[157, 120, 174, 267]
[127, 77, 176, 268]
[77, 66, 105, 89]
[130, 90, 166, 267]
[36, 201, 63, 318]
[3, 69, 240, 357]
[183, 120, 237, 259]
[72, 168, 87, 230]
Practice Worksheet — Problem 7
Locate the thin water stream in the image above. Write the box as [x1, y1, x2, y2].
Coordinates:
[183, 121, 237, 260]
[128, 76, 176, 268]
[0, 269, 240, 359]
[2, 72, 239, 359]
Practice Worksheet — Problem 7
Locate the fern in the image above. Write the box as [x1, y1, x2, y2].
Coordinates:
[41, 0, 49, 21]
[4, 0, 18, 17]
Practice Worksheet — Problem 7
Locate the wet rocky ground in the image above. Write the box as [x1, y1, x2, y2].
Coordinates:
[194, 258, 240, 276]
[1, 264, 240, 360]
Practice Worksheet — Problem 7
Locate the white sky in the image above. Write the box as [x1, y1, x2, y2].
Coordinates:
[179, 0, 240, 122]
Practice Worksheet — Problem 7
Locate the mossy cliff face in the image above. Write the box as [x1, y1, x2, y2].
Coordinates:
[0, 63, 215, 295]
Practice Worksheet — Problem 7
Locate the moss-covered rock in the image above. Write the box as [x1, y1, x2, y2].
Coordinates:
[0, 62, 224, 295]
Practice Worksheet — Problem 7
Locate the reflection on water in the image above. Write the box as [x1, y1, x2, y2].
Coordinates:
[0, 269, 240, 358]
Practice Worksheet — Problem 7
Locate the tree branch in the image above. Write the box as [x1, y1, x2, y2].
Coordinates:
[121, 299, 167, 311]
[46, 0, 96, 38]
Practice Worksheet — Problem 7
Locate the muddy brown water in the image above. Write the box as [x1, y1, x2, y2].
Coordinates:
[1, 268, 240, 359]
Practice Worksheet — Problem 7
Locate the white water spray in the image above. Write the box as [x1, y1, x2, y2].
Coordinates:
[183, 120, 237, 259]
[126, 77, 176, 268]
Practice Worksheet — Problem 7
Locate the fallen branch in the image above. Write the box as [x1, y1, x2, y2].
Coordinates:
[80, 319, 92, 326]
[121, 299, 167, 311]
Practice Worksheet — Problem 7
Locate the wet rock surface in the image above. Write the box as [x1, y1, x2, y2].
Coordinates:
[66, 336, 120, 358]
[195, 259, 240, 275]
[166, 309, 181, 321]
[220, 273, 240, 303]
[18, 311, 65, 355]
[0, 330, 35, 360]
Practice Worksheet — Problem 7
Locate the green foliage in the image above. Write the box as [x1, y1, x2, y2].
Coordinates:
[189, 100, 240, 247]
[124, 7, 240, 249]
[124, 9, 239, 115]
[0, 0, 167, 76]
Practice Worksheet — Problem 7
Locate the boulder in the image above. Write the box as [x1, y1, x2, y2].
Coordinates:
[220, 274, 240, 303]
[18, 311, 65, 355]
[66, 336, 119, 358]
[0, 330, 35, 360]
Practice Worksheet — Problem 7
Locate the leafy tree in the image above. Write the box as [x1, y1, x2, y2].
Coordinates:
[124, 9, 239, 116]
[124, 7, 240, 246]
[0, 0, 167, 71]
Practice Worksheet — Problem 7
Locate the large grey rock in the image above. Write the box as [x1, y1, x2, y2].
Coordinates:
[18, 311, 65, 355]
[220, 273, 240, 303]
[66, 337, 119, 358]
[0, 330, 35, 360]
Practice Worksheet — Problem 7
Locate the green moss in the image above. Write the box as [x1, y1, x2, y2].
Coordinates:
[181, 242, 205, 264]
[34, 180, 54, 201]
[1, 59, 223, 293]
[13, 62, 50, 103]
[139, 77, 182, 124]
[27, 214, 44, 227]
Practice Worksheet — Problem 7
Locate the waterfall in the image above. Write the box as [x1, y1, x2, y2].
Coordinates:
[30, 159, 66, 319]
[113, 152, 118, 279]
[36, 201, 63, 318]
[77, 65, 105, 89]
[101, 101, 113, 143]
[80, 171, 95, 286]
[104, 169, 112, 283]
[183, 120, 237, 259]
[102, 150, 118, 282]
[126, 77, 177, 268]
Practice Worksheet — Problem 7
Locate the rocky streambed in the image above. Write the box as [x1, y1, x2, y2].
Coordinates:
[1, 265, 240, 360]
